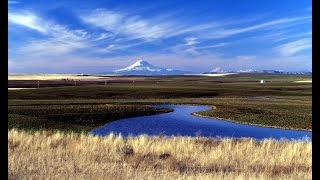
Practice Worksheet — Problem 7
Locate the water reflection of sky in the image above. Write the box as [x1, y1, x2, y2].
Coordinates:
[90, 104, 312, 140]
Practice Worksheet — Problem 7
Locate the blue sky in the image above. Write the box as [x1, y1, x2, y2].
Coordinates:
[8, 0, 312, 73]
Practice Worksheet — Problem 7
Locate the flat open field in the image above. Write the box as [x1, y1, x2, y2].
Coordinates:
[8, 74, 109, 80]
[8, 73, 311, 88]
[9, 73, 312, 131]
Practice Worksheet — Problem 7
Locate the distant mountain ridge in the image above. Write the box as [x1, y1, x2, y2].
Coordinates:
[203, 67, 312, 75]
[99, 63, 311, 75]
[110, 60, 190, 75]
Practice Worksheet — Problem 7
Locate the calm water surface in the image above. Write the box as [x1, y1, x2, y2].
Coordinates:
[90, 104, 311, 140]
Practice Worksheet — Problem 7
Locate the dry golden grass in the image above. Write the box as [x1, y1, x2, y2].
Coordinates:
[293, 80, 312, 83]
[8, 74, 110, 80]
[8, 74, 153, 81]
[9, 129, 311, 180]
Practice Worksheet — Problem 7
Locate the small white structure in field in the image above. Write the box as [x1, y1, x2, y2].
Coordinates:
[260, 80, 265, 83]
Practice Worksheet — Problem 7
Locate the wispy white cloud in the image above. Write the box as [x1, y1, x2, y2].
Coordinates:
[9, 10, 150, 58]
[8, 0, 19, 5]
[206, 16, 311, 39]
[275, 38, 312, 56]
[8, 11, 91, 40]
[235, 55, 256, 60]
[273, 31, 311, 42]
[80, 9, 223, 42]
[9, 11, 48, 32]
[93, 32, 114, 41]
[8, 11, 97, 57]
[81, 9, 174, 41]
[19, 40, 86, 57]
[196, 43, 228, 50]
[168, 39, 228, 55]
[93, 41, 145, 54]
[184, 37, 198, 46]
[79, 8, 311, 55]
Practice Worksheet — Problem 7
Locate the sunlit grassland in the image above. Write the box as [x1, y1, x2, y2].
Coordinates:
[9, 129, 312, 180]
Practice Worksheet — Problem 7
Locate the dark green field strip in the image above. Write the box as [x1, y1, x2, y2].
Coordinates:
[9, 104, 172, 133]
[197, 102, 311, 131]
[8, 114, 93, 132]
[8, 86, 220, 99]
[8, 82, 311, 99]
[9, 96, 311, 106]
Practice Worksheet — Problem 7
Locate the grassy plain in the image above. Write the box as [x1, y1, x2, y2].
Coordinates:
[9, 129, 312, 180]
[8, 74, 312, 179]
[9, 74, 312, 131]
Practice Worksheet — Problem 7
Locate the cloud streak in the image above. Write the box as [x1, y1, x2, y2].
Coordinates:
[9, 11, 48, 32]
[81, 9, 174, 41]
[80, 9, 225, 43]
[206, 16, 311, 39]
[9, 11, 100, 57]
[275, 38, 312, 56]
[8, 0, 19, 5]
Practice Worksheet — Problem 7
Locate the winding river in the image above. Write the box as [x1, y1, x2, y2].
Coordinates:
[90, 104, 311, 140]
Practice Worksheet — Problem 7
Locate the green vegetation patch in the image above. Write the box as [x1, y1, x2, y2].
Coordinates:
[196, 99, 311, 131]
[8, 82, 311, 99]
[9, 104, 172, 133]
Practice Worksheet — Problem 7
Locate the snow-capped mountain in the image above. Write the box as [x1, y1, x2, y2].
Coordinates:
[203, 67, 230, 74]
[113, 60, 189, 75]
[203, 67, 312, 74]
[209, 67, 227, 73]
[237, 69, 258, 73]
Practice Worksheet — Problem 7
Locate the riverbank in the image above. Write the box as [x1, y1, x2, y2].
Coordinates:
[192, 106, 312, 132]
[9, 129, 312, 180]
[88, 104, 310, 139]
[9, 104, 172, 133]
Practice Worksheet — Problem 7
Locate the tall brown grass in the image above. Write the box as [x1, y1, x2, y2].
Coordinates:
[9, 129, 311, 180]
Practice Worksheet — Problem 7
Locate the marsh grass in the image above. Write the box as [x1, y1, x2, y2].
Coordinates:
[195, 100, 312, 131]
[9, 129, 311, 180]
[9, 104, 172, 133]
